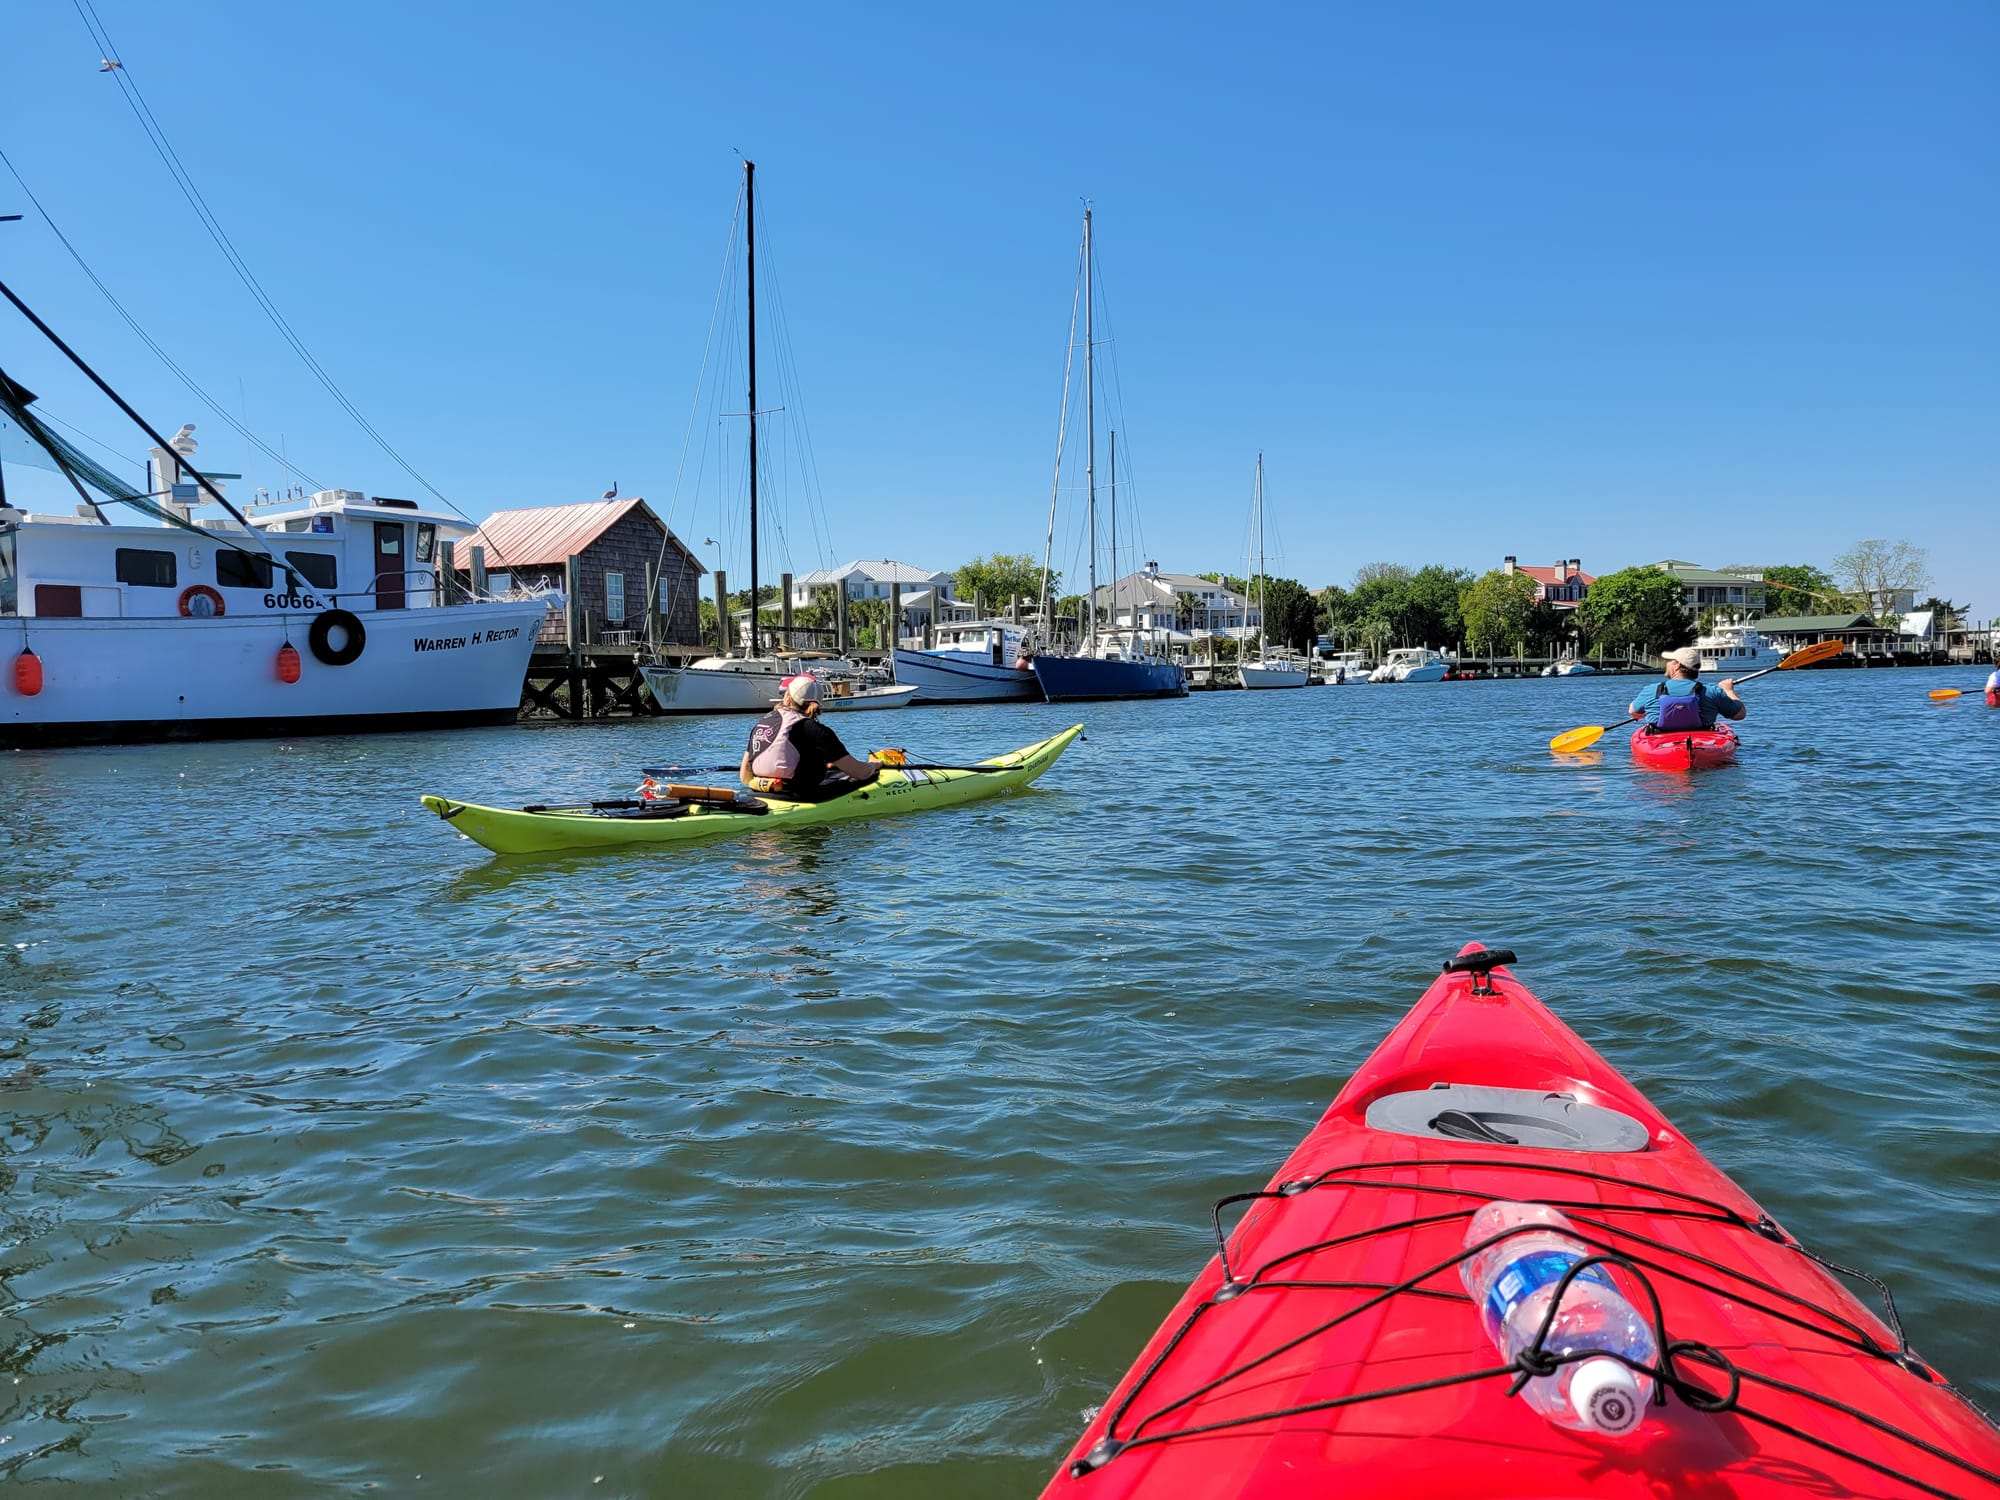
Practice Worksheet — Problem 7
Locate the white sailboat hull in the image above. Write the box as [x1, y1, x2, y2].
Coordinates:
[1239, 663, 1308, 689]
[640, 659, 915, 713]
[1, 597, 551, 747]
[891, 648, 1040, 703]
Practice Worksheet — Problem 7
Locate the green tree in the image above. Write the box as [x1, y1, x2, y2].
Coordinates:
[953, 552, 1051, 615]
[1914, 596, 1966, 632]
[1756, 563, 1845, 616]
[1352, 561, 1412, 588]
[1256, 577, 1318, 652]
[1174, 591, 1199, 630]
[1458, 568, 1540, 655]
[1577, 566, 1693, 655]
[1315, 584, 1351, 642]
[848, 596, 891, 649]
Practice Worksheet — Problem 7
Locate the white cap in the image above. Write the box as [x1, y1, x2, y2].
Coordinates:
[1570, 1356, 1645, 1436]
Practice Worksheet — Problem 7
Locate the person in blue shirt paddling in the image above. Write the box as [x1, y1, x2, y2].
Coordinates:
[1628, 647, 1747, 731]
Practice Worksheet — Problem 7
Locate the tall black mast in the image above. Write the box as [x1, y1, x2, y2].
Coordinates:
[745, 159, 760, 660]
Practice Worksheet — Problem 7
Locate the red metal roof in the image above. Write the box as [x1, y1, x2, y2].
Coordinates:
[1516, 564, 1596, 587]
[455, 498, 702, 571]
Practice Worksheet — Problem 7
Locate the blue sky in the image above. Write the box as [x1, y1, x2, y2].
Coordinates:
[4, 2, 1995, 615]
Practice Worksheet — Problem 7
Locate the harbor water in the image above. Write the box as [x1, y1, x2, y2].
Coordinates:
[3, 668, 1997, 1495]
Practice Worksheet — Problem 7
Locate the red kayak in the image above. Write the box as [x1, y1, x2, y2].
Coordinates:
[1987, 688, 1998, 708]
[1041, 945, 2000, 1500]
[1630, 723, 1737, 770]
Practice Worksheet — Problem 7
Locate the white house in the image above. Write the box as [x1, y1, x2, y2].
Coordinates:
[1090, 561, 1259, 638]
[789, 559, 952, 608]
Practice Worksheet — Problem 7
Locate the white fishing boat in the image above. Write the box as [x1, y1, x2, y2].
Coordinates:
[891, 620, 1039, 703]
[1313, 648, 1373, 685]
[1540, 654, 1598, 677]
[637, 162, 913, 716]
[0, 300, 555, 748]
[1697, 615, 1785, 675]
[1238, 455, 1306, 690]
[1368, 647, 1451, 683]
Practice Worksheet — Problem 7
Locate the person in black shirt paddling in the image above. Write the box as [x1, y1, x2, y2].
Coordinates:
[741, 675, 883, 800]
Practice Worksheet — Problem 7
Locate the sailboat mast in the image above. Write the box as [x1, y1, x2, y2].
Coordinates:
[746, 158, 760, 661]
[1108, 428, 1116, 631]
[1255, 453, 1266, 663]
[1084, 205, 1097, 654]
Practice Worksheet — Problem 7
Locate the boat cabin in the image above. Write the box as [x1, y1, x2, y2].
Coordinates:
[0, 483, 475, 622]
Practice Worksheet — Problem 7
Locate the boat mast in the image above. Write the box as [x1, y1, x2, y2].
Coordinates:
[745, 158, 760, 661]
[1255, 452, 1266, 665]
[1108, 427, 1116, 635]
[1084, 205, 1097, 656]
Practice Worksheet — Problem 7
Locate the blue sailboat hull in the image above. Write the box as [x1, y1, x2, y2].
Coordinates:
[1031, 655, 1187, 702]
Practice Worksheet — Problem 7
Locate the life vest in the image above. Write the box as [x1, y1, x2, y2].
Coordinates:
[749, 706, 811, 782]
[1653, 680, 1706, 732]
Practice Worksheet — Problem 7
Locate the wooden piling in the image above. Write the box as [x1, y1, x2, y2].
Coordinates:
[713, 569, 730, 656]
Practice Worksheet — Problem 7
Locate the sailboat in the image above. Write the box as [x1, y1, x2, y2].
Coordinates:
[638, 162, 914, 715]
[1029, 205, 1186, 705]
[1237, 454, 1307, 690]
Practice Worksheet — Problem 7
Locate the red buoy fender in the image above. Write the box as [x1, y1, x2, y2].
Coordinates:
[276, 642, 302, 684]
[178, 585, 225, 618]
[13, 647, 42, 696]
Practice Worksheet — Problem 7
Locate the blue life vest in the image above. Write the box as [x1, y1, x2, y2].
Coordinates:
[1654, 680, 1706, 731]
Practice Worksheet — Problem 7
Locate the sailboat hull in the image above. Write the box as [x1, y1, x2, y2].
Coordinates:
[1032, 656, 1186, 702]
[891, 648, 1041, 703]
[1239, 664, 1308, 689]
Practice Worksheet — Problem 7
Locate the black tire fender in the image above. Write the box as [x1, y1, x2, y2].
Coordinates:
[307, 608, 366, 667]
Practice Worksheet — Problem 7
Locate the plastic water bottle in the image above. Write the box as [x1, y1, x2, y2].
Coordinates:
[1459, 1201, 1657, 1437]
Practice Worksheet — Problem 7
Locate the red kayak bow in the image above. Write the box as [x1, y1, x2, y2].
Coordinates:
[1041, 945, 2000, 1499]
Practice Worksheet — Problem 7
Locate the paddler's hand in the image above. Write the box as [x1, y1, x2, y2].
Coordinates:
[1718, 678, 1737, 695]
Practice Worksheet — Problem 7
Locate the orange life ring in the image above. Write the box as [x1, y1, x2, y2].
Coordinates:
[178, 585, 225, 618]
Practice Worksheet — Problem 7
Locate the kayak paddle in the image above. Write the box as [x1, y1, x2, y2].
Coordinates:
[1548, 638, 1846, 754]
[1930, 688, 1965, 701]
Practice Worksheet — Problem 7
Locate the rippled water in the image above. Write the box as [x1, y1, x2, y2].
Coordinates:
[3, 667, 1997, 1495]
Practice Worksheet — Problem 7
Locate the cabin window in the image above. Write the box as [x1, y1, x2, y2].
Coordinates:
[415, 523, 436, 563]
[285, 551, 338, 590]
[605, 570, 627, 624]
[115, 548, 178, 588]
[0, 529, 16, 614]
[217, 551, 274, 589]
[35, 584, 83, 617]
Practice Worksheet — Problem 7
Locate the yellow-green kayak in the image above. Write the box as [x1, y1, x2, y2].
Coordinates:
[420, 724, 1083, 855]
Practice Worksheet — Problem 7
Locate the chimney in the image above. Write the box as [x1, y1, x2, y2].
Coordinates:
[1569, 557, 1581, 579]
[1502, 556, 1516, 575]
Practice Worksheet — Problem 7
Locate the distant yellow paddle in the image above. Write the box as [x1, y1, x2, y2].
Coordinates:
[1548, 639, 1847, 754]
[1929, 688, 1964, 701]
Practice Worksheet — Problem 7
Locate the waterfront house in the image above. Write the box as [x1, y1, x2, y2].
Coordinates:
[455, 498, 705, 647]
[1652, 561, 1767, 615]
[1502, 556, 1593, 608]
[1094, 562, 1257, 637]
[790, 559, 954, 609]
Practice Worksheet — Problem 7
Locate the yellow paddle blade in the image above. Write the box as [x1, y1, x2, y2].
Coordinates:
[1549, 723, 1612, 754]
[1775, 639, 1845, 670]
[1930, 688, 1964, 701]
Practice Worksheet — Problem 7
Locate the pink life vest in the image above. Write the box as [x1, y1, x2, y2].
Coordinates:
[749, 706, 811, 781]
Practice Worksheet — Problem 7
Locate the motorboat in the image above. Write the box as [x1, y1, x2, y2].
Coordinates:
[1697, 615, 1785, 674]
[890, 620, 1039, 703]
[1540, 655, 1598, 677]
[1314, 649, 1372, 685]
[1368, 647, 1451, 683]
[640, 653, 914, 713]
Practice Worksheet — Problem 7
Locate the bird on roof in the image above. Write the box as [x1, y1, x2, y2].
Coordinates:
[602, 481, 617, 500]
[99, 58, 122, 71]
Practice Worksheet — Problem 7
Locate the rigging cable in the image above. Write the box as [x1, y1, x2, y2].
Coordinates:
[0, 146, 328, 495]
[70, 0, 457, 514]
